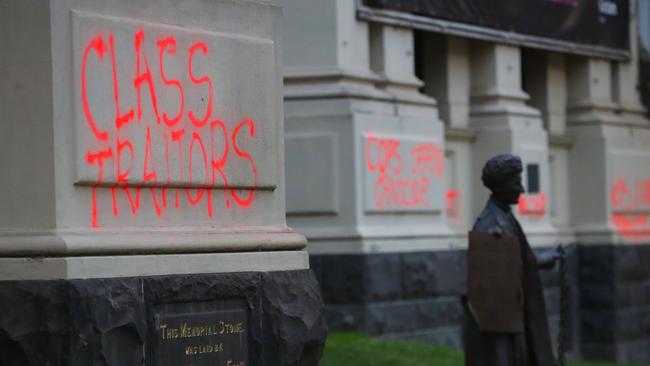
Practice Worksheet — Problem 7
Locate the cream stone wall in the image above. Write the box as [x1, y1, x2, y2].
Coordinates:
[283, 0, 650, 250]
[282, 1, 650, 362]
[0, 0, 307, 279]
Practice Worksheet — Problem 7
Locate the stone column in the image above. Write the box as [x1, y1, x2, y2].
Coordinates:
[567, 57, 623, 240]
[282, 0, 447, 253]
[420, 35, 471, 130]
[525, 52, 567, 136]
[523, 51, 573, 236]
[0, 0, 326, 364]
[282, 0, 458, 346]
[419, 34, 475, 235]
[569, 3, 650, 363]
[614, 0, 647, 125]
[470, 42, 555, 243]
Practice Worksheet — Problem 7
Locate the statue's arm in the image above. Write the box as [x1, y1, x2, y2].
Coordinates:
[536, 246, 562, 269]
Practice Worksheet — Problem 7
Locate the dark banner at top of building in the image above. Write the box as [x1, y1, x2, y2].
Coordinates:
[360, 0, 629, 59]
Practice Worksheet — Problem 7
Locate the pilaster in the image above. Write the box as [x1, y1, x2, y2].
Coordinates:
[282, 0, 448, 253]
[567, 54, 650, 244]
[525, 51, 567, 136]
[420, 35, 470, 129]
[369, 24, 437, 117]
[418, 34, 473, 236]
[523, 51, 574, 236]
[567, 58, 620, 126]
[470, 42, 555, 245]
[282, 0, 389, 115]
[613, 0, 647, 125]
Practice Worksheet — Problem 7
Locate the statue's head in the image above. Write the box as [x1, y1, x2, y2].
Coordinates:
[481, 154, 524, 205]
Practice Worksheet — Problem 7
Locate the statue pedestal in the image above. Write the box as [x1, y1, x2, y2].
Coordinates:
[0, 0, 326, 364]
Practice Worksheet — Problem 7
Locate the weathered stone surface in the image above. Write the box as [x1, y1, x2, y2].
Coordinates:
[0, 270, 326, 366]
[323, 304, 365, 331]
[0, 281, 69, 365]
[614, 246, 648, 282]
[311, 244, 650, 364]
[313, 249, 567, 349]
[580, 310, 617, 343]
[364, 254, 402, 302]
[580, 281, 650, 311]
[616, 338, 650, 364]
[581, 342, 617, 362]
[580, 284, 617, 311]
[580, 307, 650, 344]
[577, 243, 650, 364]
[314, 255, 364, 304]
[383, 326, 463, 349]
[583, 338, 650, 364]
[399, 250, 467, 298]
[352, 297, 464, 338]
[579, 244, 650, 284]
[639, 246, 650, 279]
[615, 307, 650, 341]
[323, 297, 464, 337]
[579, 245, 616, 285]
[365, 301, 417, 335]
[259, 271, 327, 366]
[314, 251, 467, 306]
[621, 281, 650, 308]
[415, 298, 464, 329]
[400, 252, 437, 299]
[428, 250, 467, 296]
[309, 254, 323, 285]
[72, 278, 148, 365]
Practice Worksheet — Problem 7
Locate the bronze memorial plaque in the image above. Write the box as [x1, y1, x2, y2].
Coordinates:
[468, 231, 524, 333]
[155, 300, 248, 366]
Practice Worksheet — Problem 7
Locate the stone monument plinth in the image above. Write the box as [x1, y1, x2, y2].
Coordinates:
[0, 0, 326, 364]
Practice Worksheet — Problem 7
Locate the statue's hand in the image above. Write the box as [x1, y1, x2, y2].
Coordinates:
[537, 245, 564, 269]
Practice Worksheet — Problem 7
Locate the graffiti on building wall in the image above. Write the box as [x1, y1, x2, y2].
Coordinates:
[445, 189, 462, 222]
[610, 177, 650, 240]
[81, 30, 258, 229]
[364, 132, 444, 211]
[517, 193, 547, 218]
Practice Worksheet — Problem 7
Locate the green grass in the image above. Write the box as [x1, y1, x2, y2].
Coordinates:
[321, 332, 462, 366]
[320, 332, 640, 366]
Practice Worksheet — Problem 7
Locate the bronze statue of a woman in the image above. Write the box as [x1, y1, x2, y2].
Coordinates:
[464, 154, 560, 366]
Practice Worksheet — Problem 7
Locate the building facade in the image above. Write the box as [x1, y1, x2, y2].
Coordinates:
[282, 0, 650, 363]
[0, 1, 327, 364]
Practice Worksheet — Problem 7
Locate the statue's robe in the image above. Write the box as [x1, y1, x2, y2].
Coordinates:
[463, 196, 555, 366]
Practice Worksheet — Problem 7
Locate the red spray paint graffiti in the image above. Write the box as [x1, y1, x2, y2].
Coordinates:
[364, 132, 444, 210]
[81, 30, 258, 230]
[446, 189, 462, 222]
[610, 177, 650, 240]
[517, 193, 547, 218]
